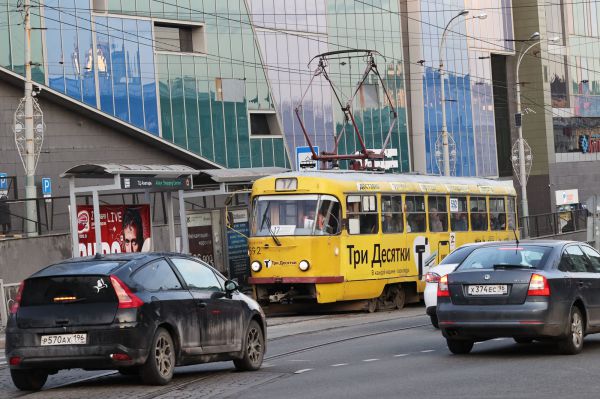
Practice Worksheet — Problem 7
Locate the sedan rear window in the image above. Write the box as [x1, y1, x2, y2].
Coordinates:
[20, 276, 117, 306]
[440, 246, 476, 265]
[457, 246, 552, 270]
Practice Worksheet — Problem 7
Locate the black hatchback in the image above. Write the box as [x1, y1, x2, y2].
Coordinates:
[437, 241, 600, 355]
[5, 253, 266, 390]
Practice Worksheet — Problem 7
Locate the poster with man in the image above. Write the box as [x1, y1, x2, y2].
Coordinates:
[77, 205, 151, 256]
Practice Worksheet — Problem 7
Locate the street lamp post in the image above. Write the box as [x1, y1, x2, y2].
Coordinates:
[439, 10, 487, 176]
[513, 32, 559, 237]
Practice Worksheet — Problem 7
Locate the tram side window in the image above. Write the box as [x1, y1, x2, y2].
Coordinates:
[507, 197, 517, 230]
[316, 198, 341, 235]
[347, 195, 378, 235]
[381, 195, 403, 233]
[470, 197, 488, 231]
[405, 196, 426, 233]
[490, 197, 507, 231]
[450, 197, 468, 231]
[428, 196, 448, 232]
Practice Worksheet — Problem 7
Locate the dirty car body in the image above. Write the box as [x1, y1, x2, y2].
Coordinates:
[6, 253, 266, 389]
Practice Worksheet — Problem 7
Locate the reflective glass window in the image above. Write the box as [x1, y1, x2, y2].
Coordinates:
[470, 197, 488, 231]
[347, 195, 379, 235]
[405, 196, 426, 233]
[381, 195, 403, 234]
[428, 196, 448, 232]
[450, 197, 468, 232]
[170, 258, 222, 291]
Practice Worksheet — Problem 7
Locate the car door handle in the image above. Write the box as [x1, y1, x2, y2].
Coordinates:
[578, 281, 586, 288]
[196, 301, 207, 308]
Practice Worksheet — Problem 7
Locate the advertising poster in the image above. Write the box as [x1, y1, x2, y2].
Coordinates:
[188, 212, 215, 265]
[77, 205, 151, 256]
[226, 209, 250, 284]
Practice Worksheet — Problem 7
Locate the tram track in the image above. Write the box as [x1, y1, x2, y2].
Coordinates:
[9, 317, 430, 399]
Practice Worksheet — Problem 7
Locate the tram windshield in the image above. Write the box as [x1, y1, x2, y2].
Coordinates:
[251, 194, 341, 236]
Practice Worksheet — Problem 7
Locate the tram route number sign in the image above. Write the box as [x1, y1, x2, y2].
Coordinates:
[296, 146, 319, 171]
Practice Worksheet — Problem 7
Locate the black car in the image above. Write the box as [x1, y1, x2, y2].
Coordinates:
[437, 240, 600, 355]
[6, 253, 266, 390]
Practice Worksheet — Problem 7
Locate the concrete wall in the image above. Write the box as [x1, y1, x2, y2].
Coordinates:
[0, 224, 179, 284]
[549, 161, 600, 208]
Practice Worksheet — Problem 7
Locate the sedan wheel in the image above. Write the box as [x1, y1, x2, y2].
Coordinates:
[10, 369, 48, 391]
[141, 328, 175, 385]
[234, 320, 264, 371]
[446, 338, 474, 355]
[557, 306, 584, 355]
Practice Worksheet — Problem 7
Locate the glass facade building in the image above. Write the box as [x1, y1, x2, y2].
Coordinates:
[548, 1, 600, 156]
[0, 1, 517, 177]
[414, 0, 514, 177]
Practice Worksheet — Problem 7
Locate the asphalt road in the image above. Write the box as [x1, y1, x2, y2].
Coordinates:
[2, 306, 600, 399]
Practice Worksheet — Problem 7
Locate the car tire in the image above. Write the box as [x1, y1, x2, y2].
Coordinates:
[10, 369, 48, 391]
[234, 320, 264, 371]
[446, 339, 474, 355]
[513, 337, 533, 344]
[557, 306, 584, 355]
[430, 314, 439, 329]
[141, 327, 175, 385]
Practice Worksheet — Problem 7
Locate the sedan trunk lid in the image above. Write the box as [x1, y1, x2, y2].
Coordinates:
[448, 269, 535, 305]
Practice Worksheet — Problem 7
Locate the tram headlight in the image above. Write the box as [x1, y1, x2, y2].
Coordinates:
[251, 261, 262, 272]
[298, 260, 310, 272]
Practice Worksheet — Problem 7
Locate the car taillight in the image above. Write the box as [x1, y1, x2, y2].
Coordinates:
[9, 281, 25, 314]
[425, 272, 441, 284]
[110, 275, 144, 309]
[528, 273, 550, 296]
[437, 275, 450, 297]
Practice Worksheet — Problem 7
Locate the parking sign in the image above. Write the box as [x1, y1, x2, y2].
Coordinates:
[42, 177, 52, 202]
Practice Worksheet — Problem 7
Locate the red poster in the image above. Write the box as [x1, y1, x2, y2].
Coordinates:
[76, 205, 151, 257]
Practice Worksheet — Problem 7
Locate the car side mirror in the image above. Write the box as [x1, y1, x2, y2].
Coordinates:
[224, 280, 239, 294]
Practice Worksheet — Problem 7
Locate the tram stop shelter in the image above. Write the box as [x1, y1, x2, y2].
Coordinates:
[62, 164, 287, 262]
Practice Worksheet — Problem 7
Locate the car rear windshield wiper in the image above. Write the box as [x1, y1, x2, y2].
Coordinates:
[493, 264, 533, 269]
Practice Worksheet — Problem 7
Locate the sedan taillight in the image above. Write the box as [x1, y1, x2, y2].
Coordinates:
[425, 272, 440, 284]
[437, 275, 450, 297]
[9, 281, 25, 314]
[528, 274, 550, 296]
[110, 275, 144, 309]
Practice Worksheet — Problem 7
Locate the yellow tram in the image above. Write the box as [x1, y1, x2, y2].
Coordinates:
[247, 171, 518, 310]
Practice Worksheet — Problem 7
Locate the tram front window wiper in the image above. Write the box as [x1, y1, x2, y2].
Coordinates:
[264, 216, 282, 246]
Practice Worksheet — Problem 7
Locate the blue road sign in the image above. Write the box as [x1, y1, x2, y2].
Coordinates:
[0, 173, 7, 190]
[42, 178, 52, 196]
[296, 146, 319, 171]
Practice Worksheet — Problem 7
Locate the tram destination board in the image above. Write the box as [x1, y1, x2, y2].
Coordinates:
[121, 176, 192, 191]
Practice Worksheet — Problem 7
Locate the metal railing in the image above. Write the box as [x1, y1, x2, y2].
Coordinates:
[520, 209, 588, 239]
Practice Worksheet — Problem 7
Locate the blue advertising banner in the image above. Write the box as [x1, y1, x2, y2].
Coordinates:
[227, 209, 250, 284]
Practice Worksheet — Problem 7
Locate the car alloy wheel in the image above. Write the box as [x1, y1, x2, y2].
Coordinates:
[558, 306, 584, 355]
[570, 310, 583, 349]
[234, 320, 264, 371]
[155, 335, 174, 378]
[141, 328, 175, 385]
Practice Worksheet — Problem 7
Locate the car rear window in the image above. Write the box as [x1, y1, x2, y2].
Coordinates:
[457, 245, 552, 270]
[440, 246, 476, 265]
[20, 276, 117, 307]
